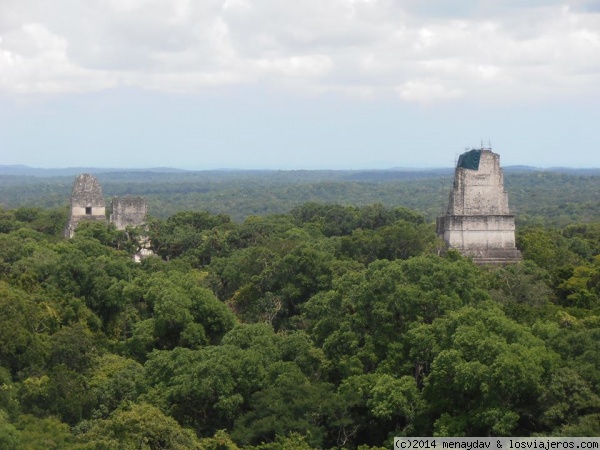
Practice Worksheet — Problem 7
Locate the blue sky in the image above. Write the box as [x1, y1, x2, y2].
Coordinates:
[1, 0, 600, 169]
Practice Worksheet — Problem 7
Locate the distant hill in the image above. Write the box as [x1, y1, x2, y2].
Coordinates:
[342, 168, 453, 181]
[503, 165, 540, 173]
[2, 164, 600, 178]
[545, 167, 600, 175]
[0, 165, 189, 177]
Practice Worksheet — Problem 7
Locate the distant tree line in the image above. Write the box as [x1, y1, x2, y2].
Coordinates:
[1, 170, 599, 226]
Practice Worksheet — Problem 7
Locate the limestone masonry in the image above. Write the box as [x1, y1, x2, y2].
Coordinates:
[64, 174, 107, 238]
[64, 174, 147, 237]
[110, 195, 147, 230]
[436, 149, 522, 264]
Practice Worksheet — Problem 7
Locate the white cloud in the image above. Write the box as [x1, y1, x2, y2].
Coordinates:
[0, 22, 116, 94]
[254, 55, 334, 78]
[396, 80, 462, 103]
[0, 0, 599, 103]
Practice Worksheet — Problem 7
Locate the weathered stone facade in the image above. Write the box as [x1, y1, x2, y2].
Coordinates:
[64, 174, 107, 238]
[436, 149, 522, 264]
[65, 174, 147, 236]
[110, 195, 147, 230]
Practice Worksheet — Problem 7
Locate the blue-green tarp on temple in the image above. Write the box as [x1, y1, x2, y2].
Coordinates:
[457, 149, 481, 170]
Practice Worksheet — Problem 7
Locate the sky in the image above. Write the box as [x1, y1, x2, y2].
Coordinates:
[1, 0, 600, 170]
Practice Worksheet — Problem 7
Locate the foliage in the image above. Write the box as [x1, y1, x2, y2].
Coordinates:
[0, 199, 599, 447]
[75, 402, 202, 449]
[2, 169, 600, 226]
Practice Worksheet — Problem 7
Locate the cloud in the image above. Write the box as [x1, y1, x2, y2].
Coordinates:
[0, 22, 116, 94]
[254, 55, 334, 78]
[0, 0, 599, 103]
[396, 80, 462, 103]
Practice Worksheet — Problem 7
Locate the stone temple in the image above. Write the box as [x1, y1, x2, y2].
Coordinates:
[64, 174, 107, 238]
[64, 174, 148, 237]
[110, 195, 147, 230]
[436, 148, 522, 264]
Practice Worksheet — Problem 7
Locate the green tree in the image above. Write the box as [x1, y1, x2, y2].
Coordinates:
[407, 305, 558, 436]
[76, 402, 201, 449]
[517, 228, 578, 272]
[538, 368, 600, 430]
[557, 256, 600, 308]
[48, 323, 98, 373]
[551, 414, 600, 436]
[135, 271, 235, 351]
[89, 354, 146, 418]
[303, 256, 489, 378]
[230, 243, 337, 327]
[335, 374, 424, 446]
[147, 211, 231, 262]
[15, 414, 77, 450]
[232, 366, 334, 448]
[0, 281, 49, 376]
[487, 261, 554, 324]
[0, 410, 20, 450]
[197, 430, 240, 449]
[143, 343, 270, 435]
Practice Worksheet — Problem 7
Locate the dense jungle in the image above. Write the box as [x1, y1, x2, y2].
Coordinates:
[0, 169, 599, 449]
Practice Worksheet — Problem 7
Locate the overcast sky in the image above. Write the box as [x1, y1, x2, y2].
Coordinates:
[1, 0, 599, 169]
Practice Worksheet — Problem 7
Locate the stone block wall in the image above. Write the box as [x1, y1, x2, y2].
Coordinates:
[110, 195, 147, 230]
[437, 215, 517, 249]
[447, 151, 510, 216]
[64, 174, 107, 238]
[64, 174, 154, 261]
[437, 149, 521, 264]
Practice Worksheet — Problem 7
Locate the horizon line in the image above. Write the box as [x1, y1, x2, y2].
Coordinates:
[2, 163, 600, 173]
